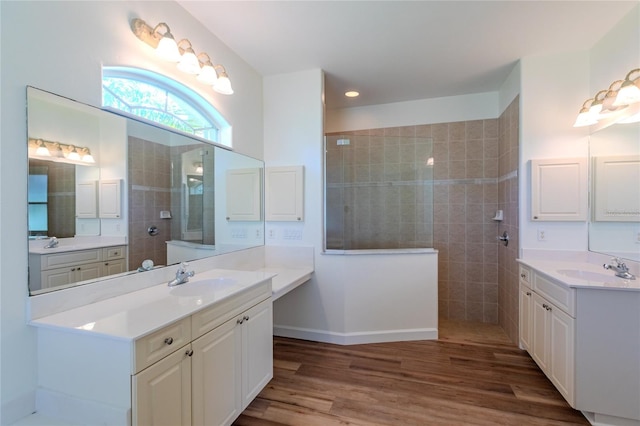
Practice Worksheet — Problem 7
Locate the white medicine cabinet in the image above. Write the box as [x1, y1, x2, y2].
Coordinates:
[530, 158, 588, 221]
[265, 166, 304, 222]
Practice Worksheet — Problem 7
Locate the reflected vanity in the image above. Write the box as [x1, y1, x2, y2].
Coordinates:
[27, 87, 265, 295]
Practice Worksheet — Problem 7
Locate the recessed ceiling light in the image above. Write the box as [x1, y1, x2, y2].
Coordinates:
[345, 91, 360, 98]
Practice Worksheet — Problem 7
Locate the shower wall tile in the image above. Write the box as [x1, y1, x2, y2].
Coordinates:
[327, 116, 511, 324]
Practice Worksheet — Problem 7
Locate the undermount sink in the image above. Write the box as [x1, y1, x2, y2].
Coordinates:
[557, 269, 621, 282]
[169, 277, 238, 297]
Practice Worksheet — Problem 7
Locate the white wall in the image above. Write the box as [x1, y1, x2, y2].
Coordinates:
[326, 91, 500, 132]
[0, 1, 263, 423]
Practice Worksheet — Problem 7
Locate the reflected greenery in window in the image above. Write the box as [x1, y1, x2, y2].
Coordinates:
[102, 67, 230, 146]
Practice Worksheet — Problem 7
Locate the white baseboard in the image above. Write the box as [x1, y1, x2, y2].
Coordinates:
[36, 388, 129, 426]
[1, 391, 36, 425]
[273, 325, 438, 345]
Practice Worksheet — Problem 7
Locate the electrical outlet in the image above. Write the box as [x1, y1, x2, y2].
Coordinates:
[268, 229, 275, 239]
[537, 228, 546, 241]
[255, 229, 261, 238]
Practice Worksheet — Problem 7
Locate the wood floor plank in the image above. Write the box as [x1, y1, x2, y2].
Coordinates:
[234, 323, 589, 425]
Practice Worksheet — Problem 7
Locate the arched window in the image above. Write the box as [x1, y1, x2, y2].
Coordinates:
[102, 66, 231, 147]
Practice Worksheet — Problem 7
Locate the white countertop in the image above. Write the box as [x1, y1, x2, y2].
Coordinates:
[257, 267, 313, 301]
[518, 258, 640, 291]
[29, 236, 127, 255]
[29, 268, 276, 341]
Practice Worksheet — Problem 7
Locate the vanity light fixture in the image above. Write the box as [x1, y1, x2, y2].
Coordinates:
[35, 139, 50, 157]
[573, 99, 598, 127]
[29, 138, 97, 165]
[194, 162, 203, 174]
[574, 68, 640, 127]
[613, 68, 640, 107]
[131, 18, 234, 95]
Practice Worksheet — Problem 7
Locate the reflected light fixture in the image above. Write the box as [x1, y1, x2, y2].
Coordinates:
[35, 139, 50, 157]
[345, 91, 360, 98]
[194, 162, 203, 174]
[29, 138, 96, 164]
[131, 18, 234, 95]
[574, 68, 640, 128]
[66, 146, 81, 161]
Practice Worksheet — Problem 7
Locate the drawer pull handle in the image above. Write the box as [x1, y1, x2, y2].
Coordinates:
[185, 349, 194, 357]
[164, 337, 174, 345]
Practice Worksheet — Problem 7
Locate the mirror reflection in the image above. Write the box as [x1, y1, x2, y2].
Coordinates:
[27, 87, 264, 295]
[589, 121, 640, 261]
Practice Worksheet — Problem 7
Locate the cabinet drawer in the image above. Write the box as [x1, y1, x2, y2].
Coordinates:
[135, 317, 192, 373]
[41, 249, 101, 270]
[103, 246, 125, 260]
[191, 280, 271, 339]
[533, 273, 575, 317]
[519, 265, 531, 287]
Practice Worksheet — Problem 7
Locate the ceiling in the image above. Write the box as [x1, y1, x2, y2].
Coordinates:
[177, 1, 637, 109]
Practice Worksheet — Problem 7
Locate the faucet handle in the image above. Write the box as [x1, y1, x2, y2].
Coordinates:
[178, 261, 189, 272]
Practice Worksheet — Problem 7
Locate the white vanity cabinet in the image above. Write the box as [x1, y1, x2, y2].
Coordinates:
[29, 245, 127, 290]
[35, 277, 273, 426]
[519, 262, 640, 425]
[191, 298, 273, 426]
[134, 285, 273, 426]
[520, 265, 575, 405]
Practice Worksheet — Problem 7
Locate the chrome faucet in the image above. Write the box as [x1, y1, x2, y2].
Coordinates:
[603, 257, 636, 280]
[43, 237, 59, 249]
[168, 262, 195, 286]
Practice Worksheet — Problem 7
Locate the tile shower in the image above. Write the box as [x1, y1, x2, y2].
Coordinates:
[325, 98, 519, 336]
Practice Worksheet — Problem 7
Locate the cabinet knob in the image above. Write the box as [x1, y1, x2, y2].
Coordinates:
[164, 337, 174, 345]
[237, 318, 244, 325]
[244, 315, 250, 322]
[521, 274, 526, 278]
[185, 349, 194, 357]
[526, 292, 531, 296]
[542, 303, 548, 309]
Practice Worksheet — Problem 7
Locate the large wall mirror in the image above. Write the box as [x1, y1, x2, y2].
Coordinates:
[589, 121, 640, 262]
[27, 87, 264, 295]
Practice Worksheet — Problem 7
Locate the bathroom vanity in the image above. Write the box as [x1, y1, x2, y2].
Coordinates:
[28, 237, 128, 293]
[518, 256, 640, 426]
[30, 268, 276, 426]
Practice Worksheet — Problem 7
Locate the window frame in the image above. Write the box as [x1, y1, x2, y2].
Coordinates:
[101, 66, 232, 148]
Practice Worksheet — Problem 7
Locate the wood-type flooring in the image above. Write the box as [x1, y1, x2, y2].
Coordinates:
[234, 320, 589, 426]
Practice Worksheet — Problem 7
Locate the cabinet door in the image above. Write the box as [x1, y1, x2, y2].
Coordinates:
[102, 258, 126, 276]
[265, 166, 304, 221]
[549, 305, 575, 406]
[192, 316, 242, 426]
[241, 299, 273, 408]
[226, 168, 262, 221]
[531, 158, 587, 221]
[75, 261, 102, 282]
[76, 181, 97, 218]
[531, 293, 550, 371]
[41, 268, 75, 289]
[519, 284, 533, 351]
[132, 345, 192, 426]
[99, 179, 122, 218]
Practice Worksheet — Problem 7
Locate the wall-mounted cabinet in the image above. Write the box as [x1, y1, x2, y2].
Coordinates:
[265, 166, 304, 222]
[226, 168, 262, 221]
[531, 158, 587, 221]
[76, 181, 97, 218]
[99, 179, 122, 219]
[592, 155, 640, 222]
